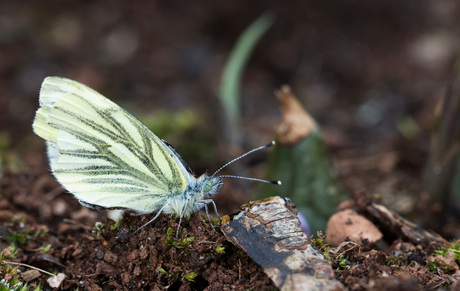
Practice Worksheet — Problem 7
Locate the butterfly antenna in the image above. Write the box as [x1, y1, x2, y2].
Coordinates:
[219, 175, 281, 185]
[212, 141, 276, 177]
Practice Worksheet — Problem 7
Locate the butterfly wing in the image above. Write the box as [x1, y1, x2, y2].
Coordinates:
[33, 77, 191, 213]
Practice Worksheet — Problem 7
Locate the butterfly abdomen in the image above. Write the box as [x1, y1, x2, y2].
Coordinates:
[164, 190, 204, 217]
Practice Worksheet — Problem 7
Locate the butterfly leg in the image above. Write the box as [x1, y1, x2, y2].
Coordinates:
[199, 199, 220, 232]
[133, 202, 169, 234]
[208, 199, 220, 218]
[202, 202, 216, 232]
[202, 199, 220, 217]
[176, 198, 191, 239]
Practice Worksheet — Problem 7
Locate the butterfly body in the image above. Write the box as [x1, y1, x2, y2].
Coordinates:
[33, 77, 223, 226]
[165, 174, 223, 218]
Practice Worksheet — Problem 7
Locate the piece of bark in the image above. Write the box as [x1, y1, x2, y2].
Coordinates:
[354, 192, 445, 247]
[221, 196, 345, 291]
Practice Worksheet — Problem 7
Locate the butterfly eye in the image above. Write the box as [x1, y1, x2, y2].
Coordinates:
[203, 180, 213, 192]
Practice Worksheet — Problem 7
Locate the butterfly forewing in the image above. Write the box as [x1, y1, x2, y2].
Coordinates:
[33, 77, 188, 213]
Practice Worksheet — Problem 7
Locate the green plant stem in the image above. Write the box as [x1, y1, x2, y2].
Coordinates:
[218, 12, 275, 144]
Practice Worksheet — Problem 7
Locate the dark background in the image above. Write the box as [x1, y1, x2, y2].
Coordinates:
[1, 0, 459, 214]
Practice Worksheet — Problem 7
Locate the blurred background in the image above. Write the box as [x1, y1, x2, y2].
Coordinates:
[1, 0, 460, 235]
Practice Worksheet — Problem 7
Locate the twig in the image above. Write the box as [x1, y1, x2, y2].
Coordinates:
[428, 229, 450, 244]
[238, 259, 241, 280]
[2, 261, 57, 277]
[335, 241, 358, 257]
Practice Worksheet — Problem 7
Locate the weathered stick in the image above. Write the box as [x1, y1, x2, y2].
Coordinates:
[221, 196, 345, 291]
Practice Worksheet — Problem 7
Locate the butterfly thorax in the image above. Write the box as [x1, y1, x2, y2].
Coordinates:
[162, 174, 223, 218]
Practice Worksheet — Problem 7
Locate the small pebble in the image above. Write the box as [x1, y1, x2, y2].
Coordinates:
[116, 227, 129, 243]
[407, 252, 424, 265]
[102, 240, 110, 248]
[96, 249, 104, 260]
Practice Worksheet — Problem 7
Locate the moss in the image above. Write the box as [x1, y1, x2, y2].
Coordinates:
[215, 244, 225, 254]
[183, 272, 198, 282]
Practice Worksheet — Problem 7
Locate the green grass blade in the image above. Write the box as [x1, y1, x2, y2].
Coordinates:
[218, 12, 275, 143]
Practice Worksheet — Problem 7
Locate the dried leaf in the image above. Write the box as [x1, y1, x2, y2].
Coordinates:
[275, 85, 317, 146]
[21, 269, 41, 282]
[429, 252, 459, 272]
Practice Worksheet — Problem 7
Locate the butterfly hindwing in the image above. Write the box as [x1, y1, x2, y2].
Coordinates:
[33, 77, 188, 213]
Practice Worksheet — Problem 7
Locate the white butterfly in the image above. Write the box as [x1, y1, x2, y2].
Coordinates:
[33, 77, 278, 237]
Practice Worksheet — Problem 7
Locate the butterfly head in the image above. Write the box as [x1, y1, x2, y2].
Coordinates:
[199, 174, 223, 197]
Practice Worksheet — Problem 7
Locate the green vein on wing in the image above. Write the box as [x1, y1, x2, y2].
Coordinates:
[47, 94, 186, 194]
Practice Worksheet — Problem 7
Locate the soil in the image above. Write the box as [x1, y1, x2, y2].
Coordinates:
[1, 165, 459, 290]
[0, 168, 274, 290]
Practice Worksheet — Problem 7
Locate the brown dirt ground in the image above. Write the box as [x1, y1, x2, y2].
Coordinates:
[1, 165, 460, 290]
[0, 168, 274, 290]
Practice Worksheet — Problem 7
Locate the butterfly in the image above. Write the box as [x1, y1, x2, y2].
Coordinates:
[33, 77, 279, 238]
